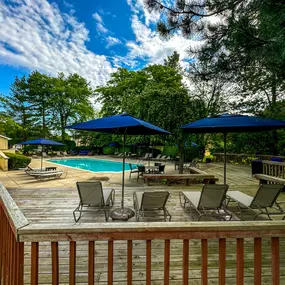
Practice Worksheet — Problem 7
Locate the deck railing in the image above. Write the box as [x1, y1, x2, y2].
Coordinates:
[262, 160, 285, 178]
[1, 184, 285, 285]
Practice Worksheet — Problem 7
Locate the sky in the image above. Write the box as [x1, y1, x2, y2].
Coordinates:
[0, 0, 200, 97]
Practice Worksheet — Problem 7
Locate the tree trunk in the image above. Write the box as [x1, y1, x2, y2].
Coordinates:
[178, 145, 184, 174]
[271, 72, 278, 155]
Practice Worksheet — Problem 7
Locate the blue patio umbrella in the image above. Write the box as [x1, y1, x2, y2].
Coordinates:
[181, 114, 285, 184]
[108, 142, 121, 147]
[66, 113, 170, 221]
[21, 138, 64, 170]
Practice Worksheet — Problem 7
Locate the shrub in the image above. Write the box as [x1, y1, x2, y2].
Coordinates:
[162, 146, 178, 157]
[4, 152, 31, 170]
[103, 146, 116, 155]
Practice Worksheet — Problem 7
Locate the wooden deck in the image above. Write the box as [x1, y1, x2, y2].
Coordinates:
[2, 162, 285, 284]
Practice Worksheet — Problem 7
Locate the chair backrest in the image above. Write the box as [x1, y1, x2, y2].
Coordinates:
[158, 165, 165, 172]
[155, 154, 161, 159]
[198, 184, 229, 210]
[141, 191, 170, 210]
[129, 163, 134, 171]
[56, 151, 61, 155]
[143, 153, 149, 159]
[251, 184, 283, 208]
[149, 153, 153, 158]
[137, 165, 145, 173]
[76, 181, 104, 206]
[42, 152, 47, 157]
[161, 155, 166, 159]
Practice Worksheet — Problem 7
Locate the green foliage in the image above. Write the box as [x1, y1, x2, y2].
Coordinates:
[4, 152, 31, 170]
[103, 146, 116, 155]
[162, 146, 178, 157]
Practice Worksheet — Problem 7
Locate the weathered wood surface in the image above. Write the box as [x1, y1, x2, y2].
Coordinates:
[3, 163, 285, 284]
[254, 174, 285, 184]
[0, 181, 29, 238]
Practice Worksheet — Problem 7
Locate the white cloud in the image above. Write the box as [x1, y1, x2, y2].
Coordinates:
[92, 11, 108, 34]
[92, 12, 102, 23]
[0, 0, 114, 88]
[124, 15, 201, 67]
[105, 36, 122, 48]
[96, 22, 108, 34]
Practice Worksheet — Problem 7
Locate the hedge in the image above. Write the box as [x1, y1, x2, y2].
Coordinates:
[4, 152, 31, 170]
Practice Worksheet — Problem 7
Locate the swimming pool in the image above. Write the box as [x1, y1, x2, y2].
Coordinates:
[49, 158, 137, 173]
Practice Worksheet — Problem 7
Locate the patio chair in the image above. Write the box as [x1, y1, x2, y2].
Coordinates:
[179, 184, 230, 221]
[137, 165, 146, 182]
[129, 163, 138, 179]
[226, 184, 284, 220]
[73, 181, 115, 222]
[133, 191, 171, 221]
[42, 152, 49, 158]
[160, 155, 167, 161]
[155, 164, 165, 174]
[153, 154, 162, 161]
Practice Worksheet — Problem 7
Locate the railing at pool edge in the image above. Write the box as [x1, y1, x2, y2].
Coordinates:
[1, 182, 285, 285]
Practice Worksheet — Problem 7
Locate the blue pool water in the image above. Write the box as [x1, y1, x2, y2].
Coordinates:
[49, 158, 137, 173]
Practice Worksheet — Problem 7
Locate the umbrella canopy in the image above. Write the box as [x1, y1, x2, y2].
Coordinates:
[181, 114, 285, 133]
[21, 138, 64, 170]
[66, 113, 170, 220]
[181, 114, 285, 184]
[108, 142, 121, 147]
[66, 113, 170, 135]
[21, 138, 64, 146]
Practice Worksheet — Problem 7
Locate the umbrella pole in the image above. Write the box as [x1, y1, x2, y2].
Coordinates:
[41, 145, 44, 171]
[224, 133, 227, 184]
[121, 134, 126, 209]
[110, 132, 134, 221]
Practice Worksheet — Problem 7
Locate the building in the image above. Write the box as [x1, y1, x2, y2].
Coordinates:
[0, 134, 11, 150]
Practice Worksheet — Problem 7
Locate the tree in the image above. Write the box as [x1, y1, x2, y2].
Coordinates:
[50, 73, 94, 140]
[27, 71, 54, 137]
[145, 0, 285, 110]
[96, 54, 209, 172]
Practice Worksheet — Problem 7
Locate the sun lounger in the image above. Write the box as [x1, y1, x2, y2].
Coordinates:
[73, 181, 115, 222]
[42, 152, 49, 158]
[179, 184, 230, 221]
[129, 163, 138, 179]
[226, 184, 284, 220]
[56, 151, 63, 157]
[133, 191, 171, 221]
[28, 170, 67, 180]
[153, 154, 162, 161]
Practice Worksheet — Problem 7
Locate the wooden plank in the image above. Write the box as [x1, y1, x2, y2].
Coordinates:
[272, 237, 280, 285]
[31, 242, 39, 285]
[219, 238, 226, 285]
[183, 239, 189, 285]
[88, 241, 94, 285]
[127, 240, 132, 285]
[236, 238, 244, 285]
[51, 242, 59, 285]
[254, 238, 262, 285]
[201, 239, 208, 285]
[69, 241, 76, 285]
[146, 240, 152, 285]
[164, 239, 170, 285]
[108, 240, 113, 285]
[18, 242, 24, 285]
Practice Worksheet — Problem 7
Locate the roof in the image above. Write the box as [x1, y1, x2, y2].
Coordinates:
[0, 135, 11, 140]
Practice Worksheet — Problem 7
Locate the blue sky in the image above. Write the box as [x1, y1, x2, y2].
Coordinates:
[0, 0, 198, 96]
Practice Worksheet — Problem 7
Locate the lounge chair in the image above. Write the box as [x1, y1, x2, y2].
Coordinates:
[141, 153, 150, 160]
[133, 191, 171, 221]
[56, 151, 63, 157]
[179, 184, 230, 221]
[73, 181, 115, 222]
[129, 163, 138, 179]
[154, 164, 165, 174]
[160, 155, 167, 161]
[28, 170, 67, 180]
[226, 184, 284, 220]
[42, 152, 49, 158]
[153, 154, 162, 161]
